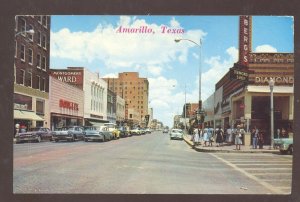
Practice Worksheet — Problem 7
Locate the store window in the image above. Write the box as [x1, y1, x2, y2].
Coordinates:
[14, 93, 32, 110]
[36, 99, 45, 115]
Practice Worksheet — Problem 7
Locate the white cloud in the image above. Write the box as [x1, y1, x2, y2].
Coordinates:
[102, 73, 118, 78]
[51, 16, 206, 73]
[255, 45, 278, 53]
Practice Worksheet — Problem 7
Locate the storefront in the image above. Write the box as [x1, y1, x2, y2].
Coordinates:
[49, 76, 84, 130]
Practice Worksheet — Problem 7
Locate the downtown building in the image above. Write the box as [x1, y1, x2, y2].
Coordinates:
[203, 16, 294, 145]
[13, 15, 51, 132]
[103, 72, 149, 128]
[50, 67, 109, 126]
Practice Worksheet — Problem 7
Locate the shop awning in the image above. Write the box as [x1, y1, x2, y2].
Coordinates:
[247, 85, 294, 94]
[14, 110, 44, 121]
[88, 121, 103, 127]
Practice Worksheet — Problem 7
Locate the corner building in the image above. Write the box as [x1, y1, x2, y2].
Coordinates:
[14, 15, 51, 132]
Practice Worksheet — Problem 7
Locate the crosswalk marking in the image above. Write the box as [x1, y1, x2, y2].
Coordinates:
[210, 153, 292, 194]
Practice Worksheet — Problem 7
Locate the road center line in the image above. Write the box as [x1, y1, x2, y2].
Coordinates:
[210, 153, 285, 194]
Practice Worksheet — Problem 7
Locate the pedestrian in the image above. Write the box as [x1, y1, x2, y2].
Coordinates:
[258, 132, 264, 149]
[251, 126, 259, 149]
[208, 128, 214, 147]
[226, 126, 232, 144]
[193, 128, 200, 147]
[234, 125, 244, 150]
[215, 127, 224, 147]
[276, 128, 280, 139]
[203, 128, 209, 146]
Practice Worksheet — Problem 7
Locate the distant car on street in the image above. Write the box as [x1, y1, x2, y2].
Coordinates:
[84, 126, 104, 142]
[145, 128, 152, 134]
[15, 127, 53, 143]
[163, 128, 169, 133]
[118, 126, 129, 138]
[170, 129, 183, 140]
[104, 123, 120, 139]
[52, 126, 85, 142]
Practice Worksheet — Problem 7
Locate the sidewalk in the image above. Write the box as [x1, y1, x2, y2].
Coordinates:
[184, 134, 279, 154]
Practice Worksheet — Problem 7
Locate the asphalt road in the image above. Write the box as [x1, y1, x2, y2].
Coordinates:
[13, 131, 292, 194]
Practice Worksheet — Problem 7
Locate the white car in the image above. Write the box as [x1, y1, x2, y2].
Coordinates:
[170, 129, 183, 140]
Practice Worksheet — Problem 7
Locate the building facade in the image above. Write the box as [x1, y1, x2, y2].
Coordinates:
[211, 16, 294, 145]
[14, 15, 51, 133]
[116, 95, 126, 125]
[49, 76, 84, 130]
[50, 67, 108, 126]
[103, 72, 149, 126]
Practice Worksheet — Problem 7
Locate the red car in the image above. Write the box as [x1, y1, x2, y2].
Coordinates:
[15, 127, 53, 143]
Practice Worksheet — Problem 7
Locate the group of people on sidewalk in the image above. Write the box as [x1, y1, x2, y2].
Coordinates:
[191, 127, 226, 148]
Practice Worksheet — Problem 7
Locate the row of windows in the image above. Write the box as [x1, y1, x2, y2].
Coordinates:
[17, 18, 48, 50]
[18, 69, 46, 91]
[16, 41, 47, 71]
[91, 100, 104, 113]
[16, 15, 48, 30]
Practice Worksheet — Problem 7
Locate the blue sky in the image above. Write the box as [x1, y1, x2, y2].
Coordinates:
[50, 15, 294, 127]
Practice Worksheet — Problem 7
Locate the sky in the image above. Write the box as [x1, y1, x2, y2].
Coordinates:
[50, 15, 294, 127]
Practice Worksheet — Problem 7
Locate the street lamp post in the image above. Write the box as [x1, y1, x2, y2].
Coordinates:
[269, 78, 275, 149]
[175, 38, 202, 129]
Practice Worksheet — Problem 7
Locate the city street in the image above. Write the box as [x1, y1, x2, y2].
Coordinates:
[14, 131, 292, 194]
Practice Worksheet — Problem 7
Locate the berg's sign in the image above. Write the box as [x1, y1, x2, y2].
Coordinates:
[238, 16, 252, 66]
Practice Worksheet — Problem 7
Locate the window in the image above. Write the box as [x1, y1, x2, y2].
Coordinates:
[20, 69, 25, 85]
[42, 56, 46, 70]
[37, 54, 41, 68]
[130, 114, 132, 118]
[28, 49, 33, 65]
[15, 16, 18, 31]
[42, 34, 46, 49]
[20, 18, 26, 36]
[42, 16, 47, 27]
[36, 75, 40, 90]
[38, 16, 42, 24]
[41, 78, 46, 91]
[28, 24, 33, 41]
[27, 72, 32, 87]
[20, 44, 25, 61]
[36, 99, 45, 115]
[37, 31, 41, 46]
[15, 41, 17, 57]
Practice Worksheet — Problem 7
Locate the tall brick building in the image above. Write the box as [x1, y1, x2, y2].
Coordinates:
[103, 72, 149, 127]
[14, 15, 51, 132]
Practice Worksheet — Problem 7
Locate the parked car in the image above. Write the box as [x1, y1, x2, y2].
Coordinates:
[15, 127, 52, 143]
[170, 129, 183, 140]
[277, 138, 293, 155]
[163, 128, 169, 133]
[145, 128, 152, 134]
[118, 126, 129, 138]
[84, 126, 104, 142]
[104, 123, 120, 139]
[139, 128, 146, 135]
[99, 126, 114, 141]
[130, 128, 141, 136]
[52, 126, 85, 142]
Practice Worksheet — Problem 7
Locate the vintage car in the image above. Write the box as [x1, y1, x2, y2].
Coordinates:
[84, 126, 105, 142]
[163, 128, 169, 133]
[118, 126, 129, 138]
[104, 123, 120, 139]
[277, 138, 293, 155]
[15, 127, 53, 143]
[170, 129, 183, 140]
[98, 126, 114, 141]
[130, 128, 141, 136]
[145, 128, 152, 134]
[52, 126, 85, 142]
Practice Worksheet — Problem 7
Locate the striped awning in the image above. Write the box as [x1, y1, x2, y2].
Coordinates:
[14, 110, 44, 121]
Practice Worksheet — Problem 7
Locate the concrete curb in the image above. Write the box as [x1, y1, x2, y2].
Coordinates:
[183, 135, 280, 154]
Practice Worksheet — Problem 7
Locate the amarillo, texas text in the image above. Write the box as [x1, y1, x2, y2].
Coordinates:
[116, 25, 184, 34]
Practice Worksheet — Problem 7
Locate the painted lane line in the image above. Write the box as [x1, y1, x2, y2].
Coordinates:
[210, 153, 286, 194]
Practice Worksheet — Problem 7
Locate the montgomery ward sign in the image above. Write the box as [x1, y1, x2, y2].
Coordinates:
[50, 69, 84, 89]
[238, 16, 252, 66]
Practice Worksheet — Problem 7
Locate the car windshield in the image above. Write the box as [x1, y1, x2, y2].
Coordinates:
[84, 127, 96, 131]
[172, 129, 182, 133]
